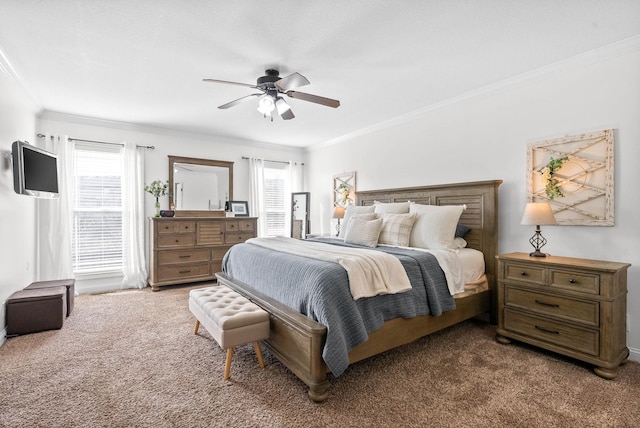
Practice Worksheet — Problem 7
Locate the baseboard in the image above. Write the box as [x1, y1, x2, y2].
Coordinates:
[628, 346, 640, 363]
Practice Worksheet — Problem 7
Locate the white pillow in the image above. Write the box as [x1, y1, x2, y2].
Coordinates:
[339, 205, 376, 238]
[344, 216, 383, 247]
[379, 213, 417, 247]
[409, 204, 465, 249]
[373, 201, 410, 215]
[452, 237, 468, 249]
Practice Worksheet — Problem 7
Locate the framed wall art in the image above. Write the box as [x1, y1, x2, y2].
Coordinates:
[526, 129, 614, 226]
[333, 171, 356, 207]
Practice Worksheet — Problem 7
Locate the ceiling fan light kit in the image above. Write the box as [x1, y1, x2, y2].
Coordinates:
[204, 69, 340, 121]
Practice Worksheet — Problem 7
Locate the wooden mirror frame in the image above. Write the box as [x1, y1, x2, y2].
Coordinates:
[168, 155, 234, 217]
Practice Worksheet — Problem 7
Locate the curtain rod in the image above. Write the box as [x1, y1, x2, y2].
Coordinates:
[37, 134, 154, 149]
[242, 156, 304, 166]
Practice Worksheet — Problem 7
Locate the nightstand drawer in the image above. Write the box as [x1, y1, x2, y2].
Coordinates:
[504, 263, 545, 285]
[504, 309, 599, 356]
[550, 270, 599, 295]
[505, 287, 599, 327]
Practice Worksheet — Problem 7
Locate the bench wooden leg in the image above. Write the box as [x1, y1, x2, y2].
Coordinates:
[253, 341, 265, 368]
[224, 348, 234, 380]
[193, 319, 200, 335]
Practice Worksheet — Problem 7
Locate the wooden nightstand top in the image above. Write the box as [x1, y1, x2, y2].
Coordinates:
[497, 252, 630, 273]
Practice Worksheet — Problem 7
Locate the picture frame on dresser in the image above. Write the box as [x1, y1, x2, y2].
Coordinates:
[230, 201, 249, 216]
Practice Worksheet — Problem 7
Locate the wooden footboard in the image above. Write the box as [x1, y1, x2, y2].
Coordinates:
[216, 272, 331, 401]
[217, 272, 491, 402]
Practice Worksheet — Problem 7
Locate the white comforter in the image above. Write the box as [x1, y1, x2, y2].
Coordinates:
[246, 236, 412, 300]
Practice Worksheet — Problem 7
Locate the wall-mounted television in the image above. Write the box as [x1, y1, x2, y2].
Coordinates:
[12, 140, 59, 198]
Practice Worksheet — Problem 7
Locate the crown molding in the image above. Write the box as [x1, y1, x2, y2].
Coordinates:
[309, 35, 640, 152]
[38, 110, 306, 155]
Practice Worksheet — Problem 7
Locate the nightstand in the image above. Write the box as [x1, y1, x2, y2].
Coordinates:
[496, 252, 630, 379]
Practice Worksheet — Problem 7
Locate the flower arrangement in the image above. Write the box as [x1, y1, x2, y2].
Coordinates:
[539, 157, 568, 200]
[337, 183, 351, 206]
[145, 180, 169, 198]
[145, 180, 170, 216]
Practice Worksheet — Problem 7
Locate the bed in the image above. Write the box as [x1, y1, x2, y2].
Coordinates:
[216, 180, 501, 401]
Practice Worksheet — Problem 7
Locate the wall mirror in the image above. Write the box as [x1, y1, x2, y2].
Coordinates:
[291, 192, 310, 238]
[168, 155, 233, 217]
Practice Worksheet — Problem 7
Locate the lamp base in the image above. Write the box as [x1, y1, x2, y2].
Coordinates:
[529, 249, 547, 257]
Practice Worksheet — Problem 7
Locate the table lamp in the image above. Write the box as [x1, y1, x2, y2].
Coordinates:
[521, 202, 557, 257]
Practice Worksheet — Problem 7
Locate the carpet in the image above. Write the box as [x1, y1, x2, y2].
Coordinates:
[1, 283, 638, 427]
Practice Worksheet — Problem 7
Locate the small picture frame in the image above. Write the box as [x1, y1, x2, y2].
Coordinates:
[229, 201, 249, 216]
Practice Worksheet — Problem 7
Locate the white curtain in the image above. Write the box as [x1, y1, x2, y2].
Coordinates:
[37, 135, 74, 281]
[248, 158, 267, 237]
[121, 142, 148, 289]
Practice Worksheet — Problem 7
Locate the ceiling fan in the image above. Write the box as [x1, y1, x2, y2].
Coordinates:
[203, 69, 340, 121]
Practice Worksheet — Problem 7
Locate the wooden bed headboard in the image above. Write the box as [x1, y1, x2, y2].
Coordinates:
[355, 180, 502, 299]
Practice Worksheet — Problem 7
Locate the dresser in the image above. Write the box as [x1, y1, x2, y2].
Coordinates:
[148, 217, 257, 291]
[496, 252, 630, 379]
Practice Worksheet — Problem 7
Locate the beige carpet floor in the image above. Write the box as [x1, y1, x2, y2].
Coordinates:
[0, 283, 638, 428]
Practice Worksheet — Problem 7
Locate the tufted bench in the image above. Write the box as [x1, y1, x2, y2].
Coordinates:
[189, 285, 270, 380]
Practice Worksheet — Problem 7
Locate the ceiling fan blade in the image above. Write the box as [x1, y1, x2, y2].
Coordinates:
[218, 93, 262, 109]
[275, 72, 310, 91]
[203, 78, 258, 89]
[275, 97, 295, 120]
[286, 91, 340, 108]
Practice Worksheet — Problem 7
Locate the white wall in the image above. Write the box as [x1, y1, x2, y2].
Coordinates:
[0, 70, 39, 342]
[306, 48, 640, 360]
[37, 113, 306, 293]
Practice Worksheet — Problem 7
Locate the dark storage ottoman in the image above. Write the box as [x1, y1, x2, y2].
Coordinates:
[6, 286, 67, 336]
[25, 279, 75, 317]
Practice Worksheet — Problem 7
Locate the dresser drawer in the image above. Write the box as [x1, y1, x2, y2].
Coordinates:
[157, 262, 210, 281]
[505, 287, 599, 327]
[504, 262, 545, 285]
[197, 222, 224, 245]
[157, 234, 195, 248]
[225, 221, 240, 232]
[239, 220, 255, 231]
[157, 248, 210, 265]
[504, 309, 599, 356]
[225, 232, 252, 244]
[211, 246, 231, 261]
[550, 269, 600, 295]
[157, 221, 196, 234]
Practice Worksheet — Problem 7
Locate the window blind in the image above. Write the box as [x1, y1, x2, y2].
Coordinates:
[72, 144, 123, 273]
[263, 161, 286, 237]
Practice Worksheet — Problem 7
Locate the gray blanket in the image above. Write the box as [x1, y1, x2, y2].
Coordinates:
[222, 237, 455, 377]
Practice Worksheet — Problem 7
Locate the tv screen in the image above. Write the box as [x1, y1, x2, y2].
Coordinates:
[12, 140, 60, 198]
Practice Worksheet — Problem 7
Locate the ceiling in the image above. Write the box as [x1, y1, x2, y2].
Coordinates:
[1, 1, 639, 149]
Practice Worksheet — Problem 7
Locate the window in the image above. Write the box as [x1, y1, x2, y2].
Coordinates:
[72, 143, 124, 274]
[262, 161, 287, 237]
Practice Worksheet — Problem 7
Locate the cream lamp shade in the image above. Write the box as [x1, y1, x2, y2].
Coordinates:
[521, 202, 556, 257]
[332, 206, 345, 219]
[521, 202, 557, 225]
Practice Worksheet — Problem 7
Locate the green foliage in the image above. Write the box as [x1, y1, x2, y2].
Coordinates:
[144, 180, 169, 198]
[539, 156, 568, 200]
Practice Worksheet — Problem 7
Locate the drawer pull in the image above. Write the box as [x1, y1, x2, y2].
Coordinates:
[179, 255, 191, 259]
[520, 271, 527, 276]
[535, 299, 559, 308]
[535, 325, 560, 335]
[569, 278, 576, 284]
[179, 270, 191, 274]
